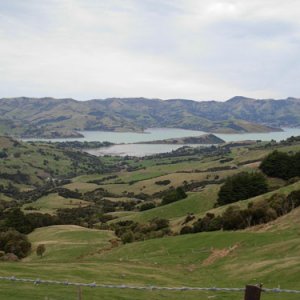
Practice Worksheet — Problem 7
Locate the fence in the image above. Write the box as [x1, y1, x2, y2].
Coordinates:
[1, 276, 300, 299]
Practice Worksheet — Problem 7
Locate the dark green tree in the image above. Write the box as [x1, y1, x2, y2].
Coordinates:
[0, 230, 31, 258]
[217, 172, 268, 206]
[259, 150, 293, 179]
[161, 187, 187, 205]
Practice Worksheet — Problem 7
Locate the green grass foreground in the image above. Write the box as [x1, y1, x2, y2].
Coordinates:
[1, 214, 300, 300]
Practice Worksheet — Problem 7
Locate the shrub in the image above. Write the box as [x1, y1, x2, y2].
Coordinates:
[155, 180, 171, 186]
[0, 230, 31, 258]
[121, 231, 134, 244]
[36, 244, 46, 258]
[150, 218, 169, 230]
[140, 202, 156, 211]
[161, 187, 187, 205]
[191, 189, 300, 233]
[180, 226, 193, 235]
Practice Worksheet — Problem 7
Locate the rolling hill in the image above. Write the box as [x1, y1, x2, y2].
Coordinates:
[1, 209, 300, 299]
[0, 96, 299, 137]
[0, 135, 300, 300]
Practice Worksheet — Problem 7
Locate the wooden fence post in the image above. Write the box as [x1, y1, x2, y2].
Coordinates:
[244, 284, 262, 300]
[77, 286, 82, 300]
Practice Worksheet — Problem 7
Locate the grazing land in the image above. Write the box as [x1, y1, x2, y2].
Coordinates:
[0, 135, 300, 299]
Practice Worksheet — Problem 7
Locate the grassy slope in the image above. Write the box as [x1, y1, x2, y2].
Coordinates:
[114, 181, 300, 234]
[207, 181, 300, 218]
[1, 212, 300, 299]
[26, 225, 115, 262]
[1, 141, 300, 299]
[22, 193, 91, 215]
[114, 185, 219, 224]
[0, 137, 106, 188]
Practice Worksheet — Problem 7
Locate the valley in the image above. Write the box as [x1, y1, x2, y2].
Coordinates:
[2, 2, 300, 299]
[0, 133, 300, 299]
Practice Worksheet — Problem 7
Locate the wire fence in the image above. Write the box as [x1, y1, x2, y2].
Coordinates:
[0, 276, 300, 295]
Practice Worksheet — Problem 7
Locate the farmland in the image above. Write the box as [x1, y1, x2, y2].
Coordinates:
[0, 136, 300, 299]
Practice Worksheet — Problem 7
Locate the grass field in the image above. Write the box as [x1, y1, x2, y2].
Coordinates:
[63, 182, 100, 193]
[114, 185, 219, 225]
[1, 138, 300, 299]
[1, 212, 300, 299]
[22, 193, 91, 215]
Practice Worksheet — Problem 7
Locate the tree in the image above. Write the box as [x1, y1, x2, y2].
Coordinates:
[260, 150, 293, 179]
[161, 187, 187, 205]
[121, 231, 134, 244]
[36, 244, 46, 258]
[0, 230, 31, 258]
[217, 172, 268, 206]
[140, 202, 155, 211]
[260, 150, 300, 180]
[4, 208, 32, 234]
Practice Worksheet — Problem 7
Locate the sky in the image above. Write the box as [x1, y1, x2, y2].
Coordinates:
[0, 0, 300, 101]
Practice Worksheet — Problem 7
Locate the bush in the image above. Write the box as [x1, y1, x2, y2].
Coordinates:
[113, 218, 171, 242]
[150, 218, 169, 230]
[140, 202, 156, 211]
[36, 244, 46, 257]
[180, 226, 193, 235]
[217, 172, 268, 206]
[161, 187, 187, 205]
[155, 180, 171, 186]
[191, 189, 300, 233]
[121, 231, 134, 244]
[0, 150, 8, 158]
[193, 213, 222, 232]
[0, 230, 31, 258]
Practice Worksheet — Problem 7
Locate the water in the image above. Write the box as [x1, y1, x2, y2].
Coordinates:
[22, 127, 300, 157]
[22, 128, 206, 143]
[215, 127, 300, 143]
[86, 144, 202, 157]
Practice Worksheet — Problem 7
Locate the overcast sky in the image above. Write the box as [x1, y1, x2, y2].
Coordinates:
[0, 0, 299, 101]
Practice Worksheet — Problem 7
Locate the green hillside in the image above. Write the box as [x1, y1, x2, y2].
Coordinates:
[1, 96, 299, 137]
[0, 136, 115, 189]
[1, 211, 300, 299]
[0, 136, 300, 300]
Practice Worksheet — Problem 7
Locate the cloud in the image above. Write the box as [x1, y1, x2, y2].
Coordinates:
[0, 0, 299, 100]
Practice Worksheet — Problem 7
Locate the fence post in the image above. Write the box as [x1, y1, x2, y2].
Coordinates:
[244, 284, 262, 300]
[77, 286, 82, 300]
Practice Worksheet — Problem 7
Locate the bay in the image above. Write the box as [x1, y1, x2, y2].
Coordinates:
[215, 127, 300, 143]
[22, 127, 300, 157]
[22, 128, 206, 143]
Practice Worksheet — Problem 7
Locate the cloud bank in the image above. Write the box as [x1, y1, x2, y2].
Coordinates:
[0, 0, 299, 100]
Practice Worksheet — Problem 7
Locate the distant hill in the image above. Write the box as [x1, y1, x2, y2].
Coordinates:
[138, 133, 225, 144]
[0, 96, 299, 137]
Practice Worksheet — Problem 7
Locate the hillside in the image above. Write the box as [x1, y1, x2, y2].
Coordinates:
[1, 210, 300, 299]
[0, 136, 118, 193]
[137, 133, 225, 144]
[0, 136, 300, 300]
[0, 96, 299, 137]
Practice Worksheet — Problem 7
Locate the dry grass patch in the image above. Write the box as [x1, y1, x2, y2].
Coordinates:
[63, 182, 99, 192]
[202, 244, 239, 266]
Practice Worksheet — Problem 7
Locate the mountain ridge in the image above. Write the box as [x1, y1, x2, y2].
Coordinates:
[0, 96, 299, 138]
